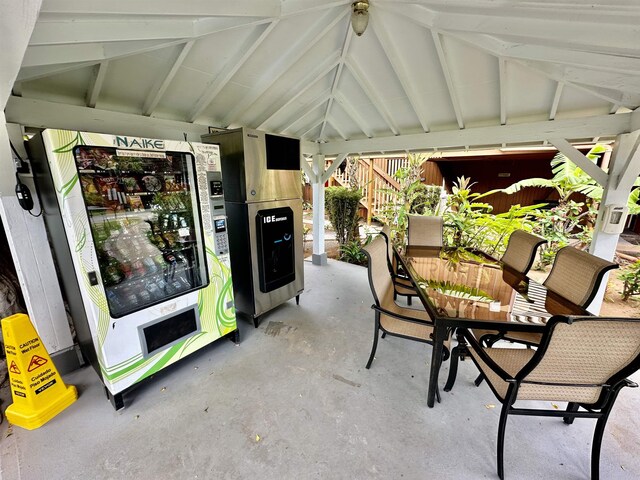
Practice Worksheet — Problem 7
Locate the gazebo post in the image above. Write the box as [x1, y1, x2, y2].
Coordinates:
[588, 131, 640, 312]
[311, 153, 327, 266]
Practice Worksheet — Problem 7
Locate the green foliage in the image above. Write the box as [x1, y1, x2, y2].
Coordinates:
[529, 200, 595, 268]
[325, 186, 363, 245]
[339, 235, 373, 266]
[443, 176, 542, 257]
[376, 153, 439, 245]
[410, 184, 442, 215]
[620, 260, 640, 301]
[501, 144, 607, 202]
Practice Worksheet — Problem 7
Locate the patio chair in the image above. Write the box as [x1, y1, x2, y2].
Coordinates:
[475, 246, 619, 351]
[362, 235, 449, 398]
[445, 315, 640, 480]
[380, 225, 418, 305]
[407, 215, 443, 248]
[543, 246, 618, 308]
[500, 230, 547, 275]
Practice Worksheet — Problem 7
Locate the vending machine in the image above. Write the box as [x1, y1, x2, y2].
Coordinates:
[29, 129, 237, 409]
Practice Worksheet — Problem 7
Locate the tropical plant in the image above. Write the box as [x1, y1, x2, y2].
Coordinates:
[443, 176, 543, 257]
[375, 153, 439, 245]
[339, 234, 373, 265]
[325, 186, 362, 245]
[500, 143, 640, 266]
[620, 260, 640, 301]
[410, 184, 442, 215]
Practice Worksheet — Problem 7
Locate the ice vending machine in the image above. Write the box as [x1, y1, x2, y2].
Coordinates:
[29, 129, 237, 409]
[202, 128, 304, 328]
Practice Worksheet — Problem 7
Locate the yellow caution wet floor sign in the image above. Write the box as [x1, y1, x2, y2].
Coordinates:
[2, 313, 77, 430]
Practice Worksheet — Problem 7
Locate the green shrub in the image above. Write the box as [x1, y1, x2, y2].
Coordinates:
[339, 234, 373, 266]
[410, 184, 441, 215]
[620, 260, 640, 301]
[325, 186, 362, 245]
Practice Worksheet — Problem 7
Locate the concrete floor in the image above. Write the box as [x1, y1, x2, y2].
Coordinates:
[1, 258, 639, 480]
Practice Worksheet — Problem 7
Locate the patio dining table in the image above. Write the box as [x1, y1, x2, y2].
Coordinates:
[395, 246, 589, 408]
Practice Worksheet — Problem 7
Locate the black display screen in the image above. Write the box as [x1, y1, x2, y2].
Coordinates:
[265, 134, 300, 170]
[255, 207, 295, 292]
[214, 219, 226, 233]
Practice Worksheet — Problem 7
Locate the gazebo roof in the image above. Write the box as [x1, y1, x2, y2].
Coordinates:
[6, 0, 640, 154]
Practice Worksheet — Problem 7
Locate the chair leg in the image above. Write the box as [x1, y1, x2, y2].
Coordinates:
[366, 312, 381, 369]
[436, 385, 441, 403]
[444, 346, 460, 392]
[563, 402, 579, 425]
[474, 373, 485, 387]
[381, 331, 386, 339]
[394, 291, 397, 301]
[591, 384, 628, 480]
[407, 295, 412, 306]
[497, 402, 510, 480]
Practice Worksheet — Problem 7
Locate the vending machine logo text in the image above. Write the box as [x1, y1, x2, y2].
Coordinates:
[114, 136, 165, 150]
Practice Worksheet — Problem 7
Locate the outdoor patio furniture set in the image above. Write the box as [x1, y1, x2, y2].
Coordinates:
[362, 218, 640, 480]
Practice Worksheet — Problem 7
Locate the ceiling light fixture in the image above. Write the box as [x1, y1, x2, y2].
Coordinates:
[351, 1, 369, 36]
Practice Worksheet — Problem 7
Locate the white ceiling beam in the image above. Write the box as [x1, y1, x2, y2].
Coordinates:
[321, 153, 349, 183]
[387, 4, 640, 56]
[143, 40, 194, 116]
[334, 92, 373, 138]
[30, 17, 269, 47]
[345, 58, 399, 135]
[521, 61, 640, 96]
[39, 0, 281, 17]
[616, 131, 640, 191]
[281, 93, 331, 133]
[319, 26, 353, 139]
[549, 81, 564, 121]
[85, 61, 108, 108]
[30, 20, 196, 46]
[318, 111, 633, 155]
[256, 51, 340, 130]
[370, 12, 430, 132]
[377, 0, 640, 21]
[500, 43, 640, 76]
[220, 9, 349, 127]
[19, 19, 273, 81]
[17, 63, 93, 82]
[517, 60, 640, 108]
[300, 156, 317, 182]
[431, 10, 640, 56]
[327, 118, 348, 141]
[5, 96, 211, 141]
[549, 138, 608, 186]
[188, 21, 279, 122]
[22, 39, 177, 68]
[497, 58, 509, 126]
[299, 120, 324, 140]
[432, 30, 464, 129]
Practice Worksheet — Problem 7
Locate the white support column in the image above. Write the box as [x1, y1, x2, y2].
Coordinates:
[588, 131, 640, 313]
[311, 154, 327, 266]
[1, 120, 75, 355]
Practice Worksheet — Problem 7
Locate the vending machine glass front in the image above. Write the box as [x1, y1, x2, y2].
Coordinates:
[73, 147, 208, 318]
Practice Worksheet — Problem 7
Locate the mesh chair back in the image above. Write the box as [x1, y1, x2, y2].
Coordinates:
[407, 215, 443, 247]
[363, 234, 395, 307]
[501, 230, 547, 274]
[543, 247, 618, 307]
[519, 317, 640, 405]
[380, 224, 394, 273]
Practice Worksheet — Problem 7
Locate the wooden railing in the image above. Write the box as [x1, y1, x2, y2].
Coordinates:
[328, 157, 409, 222]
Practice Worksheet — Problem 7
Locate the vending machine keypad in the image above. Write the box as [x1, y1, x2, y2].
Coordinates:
[213, 218, 229, 255]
